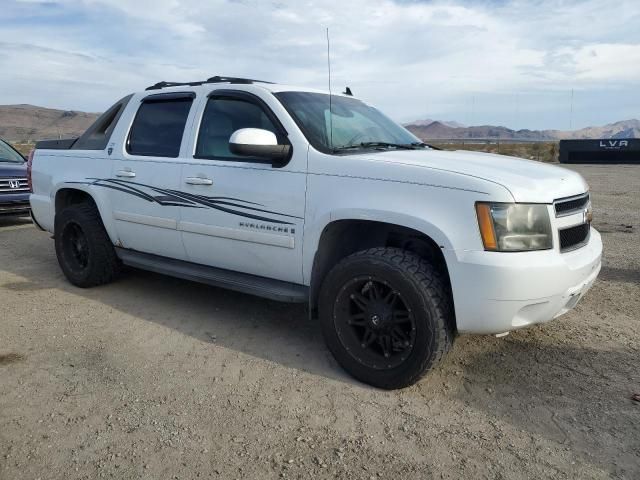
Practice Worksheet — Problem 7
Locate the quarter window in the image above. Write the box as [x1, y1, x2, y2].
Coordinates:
[127, 96, 193, 157]
[73, 95, 132, 150]
[195, 97, 280, 160]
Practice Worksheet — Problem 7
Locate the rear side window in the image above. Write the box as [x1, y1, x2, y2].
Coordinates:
[73, 94, 132, 150]
[195, 97, 281, 160]
[127, 95, 194, 157]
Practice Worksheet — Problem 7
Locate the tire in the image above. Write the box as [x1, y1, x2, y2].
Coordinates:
[54, 203, 121, 288]
[319, 247, 454, 389]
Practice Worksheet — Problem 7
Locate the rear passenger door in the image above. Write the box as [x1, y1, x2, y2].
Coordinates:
[178, 90, 307, 284]
[106, 92, 195, 260]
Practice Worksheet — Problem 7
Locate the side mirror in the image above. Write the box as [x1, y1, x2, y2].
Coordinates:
[229, 128, 291, 167]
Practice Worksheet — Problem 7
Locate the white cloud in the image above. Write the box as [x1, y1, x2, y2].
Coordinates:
[569, 43, 640, 81]
[1, 0, 639, 128]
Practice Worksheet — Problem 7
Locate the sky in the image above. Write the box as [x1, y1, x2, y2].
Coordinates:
[0, 0, 638, 130]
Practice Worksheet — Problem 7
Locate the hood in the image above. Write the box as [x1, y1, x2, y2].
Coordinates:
[364, 149, 588, 203]
[0, 161, 27, 178]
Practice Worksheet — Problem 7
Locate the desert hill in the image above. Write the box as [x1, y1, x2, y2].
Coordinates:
[0, 104, 100, 142]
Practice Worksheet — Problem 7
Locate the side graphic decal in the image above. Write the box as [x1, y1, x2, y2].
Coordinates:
[76, 178, 301, 225]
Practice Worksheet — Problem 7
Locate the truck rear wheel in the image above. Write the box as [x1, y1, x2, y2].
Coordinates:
[54, 203, 121, 288]
[319, 247, 454, 389]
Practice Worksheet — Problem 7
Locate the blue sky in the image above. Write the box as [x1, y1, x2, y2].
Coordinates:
[0, 0, 638, 130]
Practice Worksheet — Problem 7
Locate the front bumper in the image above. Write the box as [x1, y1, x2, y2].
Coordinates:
[447, 227, 602, 334]
[0, 197, 30, 216]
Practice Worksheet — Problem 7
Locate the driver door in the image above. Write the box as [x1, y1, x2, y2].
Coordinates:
[178, 90, 306, 284]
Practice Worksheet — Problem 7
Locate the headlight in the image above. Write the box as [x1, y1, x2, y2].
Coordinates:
[475, 202, 553, 251]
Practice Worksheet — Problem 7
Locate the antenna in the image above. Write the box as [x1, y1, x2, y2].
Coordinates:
[326, 27, 333, 149]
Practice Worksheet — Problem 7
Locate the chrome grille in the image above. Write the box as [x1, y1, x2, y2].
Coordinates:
[0, 177, 29, 193]
[559, 223, 591, 252]
[554, 193, 590, 217]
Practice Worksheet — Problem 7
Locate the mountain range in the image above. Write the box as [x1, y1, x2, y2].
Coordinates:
[404, 118, 467, 129]
[405, 119, 640, 141]
[0, 104, 637, 143]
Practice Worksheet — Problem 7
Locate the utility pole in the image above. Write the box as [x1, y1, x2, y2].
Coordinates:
[569, 88, 574, 131]
[470, 95, 476, 139]
[472, 95, 475, 126]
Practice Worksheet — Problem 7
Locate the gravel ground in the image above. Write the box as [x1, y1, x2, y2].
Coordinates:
[1, 164, 638, 480]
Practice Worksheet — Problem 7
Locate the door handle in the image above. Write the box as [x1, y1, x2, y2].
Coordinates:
[185, 177, 213, 185]
[116, 170, 136, 178]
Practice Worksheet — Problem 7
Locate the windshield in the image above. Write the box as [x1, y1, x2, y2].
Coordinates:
[275, 91, 423, 154]
[0, 140, 25, 163]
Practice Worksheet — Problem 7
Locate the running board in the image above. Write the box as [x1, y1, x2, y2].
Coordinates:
[115, 248, 309, 303]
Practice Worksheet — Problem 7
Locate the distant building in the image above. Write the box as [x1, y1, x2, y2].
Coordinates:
[559, 139, 639, 164]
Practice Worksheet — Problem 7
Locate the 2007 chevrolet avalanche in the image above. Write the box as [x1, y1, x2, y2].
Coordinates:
[29, 76, 602, 389]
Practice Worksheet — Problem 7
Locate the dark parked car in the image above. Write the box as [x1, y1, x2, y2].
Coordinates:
[0, 138, 30, 216]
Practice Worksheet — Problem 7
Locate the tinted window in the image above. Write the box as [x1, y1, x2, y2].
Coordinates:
[73, 95, 132, 150]
[128, 97, 193, 157]
[0, 140, 24, 163]
[195, 97, 279, 160]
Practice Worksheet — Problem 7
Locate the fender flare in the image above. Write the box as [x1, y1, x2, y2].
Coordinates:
[52, 182, 119, 245]
[302, 207, 454, 285]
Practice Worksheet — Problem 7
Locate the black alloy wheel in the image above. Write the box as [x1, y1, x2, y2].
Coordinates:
[333, 276, 417, 370]
[61, 221, 90, 272]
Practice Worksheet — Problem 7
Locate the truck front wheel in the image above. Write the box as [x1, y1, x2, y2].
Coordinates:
[319, 247, 454, 389]
[54, 203, 121, 288]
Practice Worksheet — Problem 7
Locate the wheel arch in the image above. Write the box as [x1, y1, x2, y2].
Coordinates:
[308, 216, 455, 329]
[53, 185, 118, 244]
[55, 187, 96, 213]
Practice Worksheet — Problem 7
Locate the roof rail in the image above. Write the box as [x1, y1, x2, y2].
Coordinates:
[207, 76, 273, 85]
[145, 81, 203, 91]
[145, 76, 273, 91]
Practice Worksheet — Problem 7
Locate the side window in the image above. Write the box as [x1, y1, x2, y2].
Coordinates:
[195, 97, 281, 160]
[73, 94, 133, 150]
[127, 96, 193, 158]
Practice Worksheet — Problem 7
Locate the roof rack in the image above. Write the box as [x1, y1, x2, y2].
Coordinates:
[145, 76, 274, 91]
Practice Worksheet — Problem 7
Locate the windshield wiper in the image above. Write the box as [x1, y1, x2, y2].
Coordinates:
[332, 142, 418, 153]
[411, 142, 441, 150]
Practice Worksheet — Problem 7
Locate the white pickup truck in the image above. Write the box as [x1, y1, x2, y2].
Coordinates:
[29, 76, 602, 389]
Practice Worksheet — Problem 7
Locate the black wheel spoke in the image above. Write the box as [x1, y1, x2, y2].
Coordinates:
[350, 293, 369, 311]
[393, 310, 411, 323]
[379, 335, 392, 358]
[348, 313, 367, 326]
[391, 326, 411, 350]
[383, 289, 398, 307]
[361, 328, 377, 348]
[367, 281, 382, 300]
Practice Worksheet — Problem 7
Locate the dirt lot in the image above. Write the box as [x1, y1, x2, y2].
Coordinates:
[1, 164, 638, 480]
